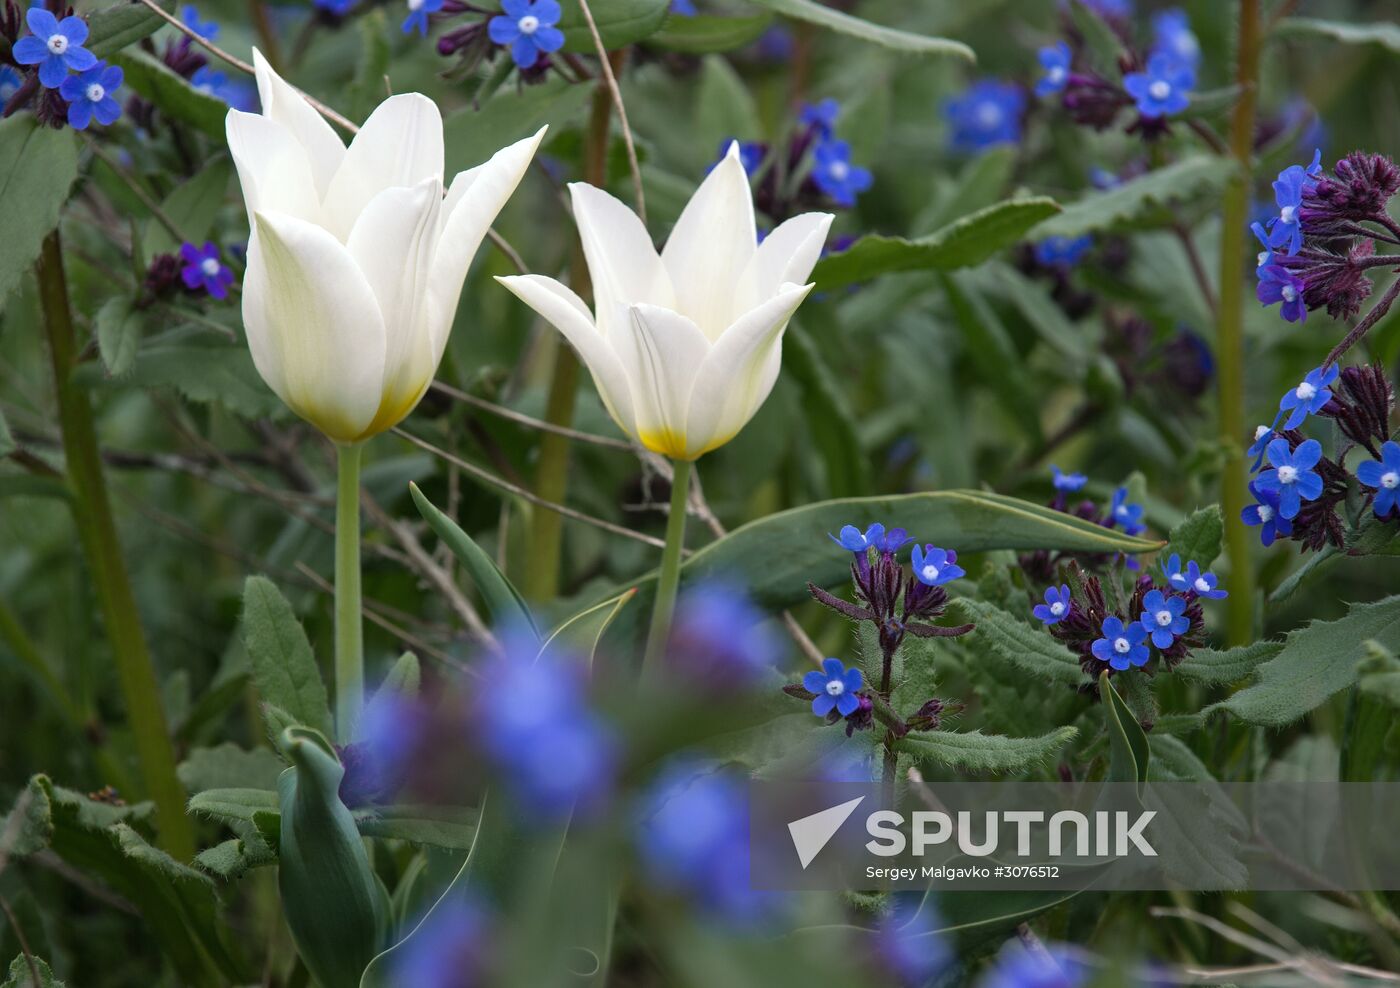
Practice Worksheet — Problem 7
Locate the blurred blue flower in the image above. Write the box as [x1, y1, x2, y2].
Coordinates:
[339, 687, 429, 807]
[1242, 481, 1292, 546]
[711, 139, 765, 175]
[879, 895, 950, 984]
[59, 62, 122, 130]
[911, 544, 964, 587]
[13, 8, 97, 89]
[1051, 465, 1087, 492]
[1151, 8, 1200, 70]
[1109, 487, 1145, 535]
[1138, 589, 1189, 649]
[314, 0, 354, 13]
[811, 139, 872, 207]
[1091, 616, 1149, 671]
[1242, 481, 1291, 546]
[1278, 363, 1338, 429]
[1033, 584, 1072, 625]
[799, 97, 839, 137]
[1123, 53, 1193, 119]
[979, 941, 1087, 988]
[1266, 149, 1323, 254]
[0, 66, 22, 106]
[1035, 42, 1071, 97]
[1033, 235, 1092, 267]
[180, 4, 219, 39]
[1255, 437, 1323, 520]
[670, 0, 698, 14]
[1079, 0, 1131, 16]
[190, 66, 256, 111]
[489, 0, 565, 69]
[1356, 441, 1400, 518]
[402, 0, 445, 35]
[392, 899, 490, 988]
[1089, 167, 1121, 189]
[1282, 98, 1328, 156]
[1256, 263, 1306, 322]
[804, 657, 863, 718]
[669, 579, 782, 684]
[180, 241, 234, 299]
[944, 80, 1024, 153]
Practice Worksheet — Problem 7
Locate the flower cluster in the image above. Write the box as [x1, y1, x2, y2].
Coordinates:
[944, 80, 1024, 153]
[1254, 150, 1400, 325]
[403, 0, 565, 74]
[1243, 363, 1397, 550]
[1035, 5, 1198, 140]
[664, 579, 782, 688]
[1020, 472, 1149, 583]
[3, 4, 122, 130]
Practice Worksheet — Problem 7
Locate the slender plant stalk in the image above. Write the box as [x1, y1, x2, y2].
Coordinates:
[335, 442, 364, 743]
[36, 232, 194, 859]
[641, 459, 691, 677]
[1217, 0, 1262, 646]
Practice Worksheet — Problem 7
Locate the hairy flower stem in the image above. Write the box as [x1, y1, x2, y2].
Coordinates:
[335, 442, 364, 743]
[642, 458, 691, 679]
[1216, 0, 1262, 646]
[37, 232, 194, 859]
[1324, 277, 1400, 368]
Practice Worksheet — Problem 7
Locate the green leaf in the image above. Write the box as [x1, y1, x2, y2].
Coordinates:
[1066, 0, 1126, 71]
[94, 297, 142, 378]
[1173, 640, 1283, 686]
[241, 577, 334, 737]
[991, 264, 1092, 367]
[897, 726, 1077, 774]
[540, 589, 637, 666]
[940, 272, 1042, 442]
[747, 0, 974, 58]
[177, 743, 286, 794]
[188, 787, 281, 829]
[785, 322, 871, 497]
[813, 198, 1061, 289]
[194, 836, 277, 881]
[1034, 157, 1238, 239]
[75, 335, 283, 419]
[2, 953, 64, 987]
[1208, 595, 1400, 727]
[946, 599, 1086, 686]
[554, 0, 669, 51]
[1160, 504, 1223, 570]
[354, 804, 478, 850]
[409, 482, 539, 637]
[110, 50, 228, 139]
[277, 729, 388, 988]
[648, 11, 774, 53]
[1179, 85, 1244, 120]
[87, 0, 174, 57]
[0, 117, 78, 312]
[0, 410, 13, 458]
[1100, 672, 1149, 797]
[443, 80, 592, 171]
[694, 55, 761, 161]
[1358, 641, 1400, 708]
[374, 652, 421, 701]
[146, 159, 232, 255]
[1274, 17, 1400, 53]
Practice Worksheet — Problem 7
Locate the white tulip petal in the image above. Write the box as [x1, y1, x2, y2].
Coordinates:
[616, 304, 710, 459]
[496, 274, 636, 435]
[568, 183, 674, 342]
[225, 111, 320, 224]
[683, 284, 813, 458]
[251, 49, 344, 200]
[424, 127, 546, 360]
[739, 211, 833, 310]
[346, 178, 443, 431]
[659, 141, 758, 341]
[245, 209, 387, 442]
[321, 94, 445, 240]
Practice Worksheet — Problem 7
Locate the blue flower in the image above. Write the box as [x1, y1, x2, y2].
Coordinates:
[1033, 584, 1072, 625]
[799, 97, 839, 137]
[391, 900, 489, 988]
[180, 4, 219, 39]
[313, 0, 353, 13]
[401, 0, 445, 35]
[1123, 52, 1194, 119]
[1242, 481, 1292, 546]
[810, 139, 872, 208]
[1035, 42, 1072, 97]
[980, 941, 1088, 988]
[1255, 437, 1323, 520]
[1081, 0, 1131, 16]
[711, 138, 764, 175]
[670, 0, 698, 13]
[1109, 487, 1145, 535]
[1151, 8, 1200, 70]
[879, 895, 950, 984]
[57, 62, 122, 130]
[190, 67, 256, 111]
[669, 579, 781, 684]
[1089, 167, 1121, 190]
[488, 0, 565, 69]
[1091, 616, 1149, 671]
[13, 8, 97, 89]
[1178, 560, 1227, 599]
[1247, 420, 1278, 470]
[1138, 589, 1189, 649]
[829, 522, 886, 553]
[804, 658, 863, 718]
[1356, 440, 1400, 519]
[1033, 235, 1093, 267]
[944, 80, 1024, 153]
[0, 66, 22, 106]
[1278, 364, 1338, 429]
[1250, 220, 1273, 269]
[1256, 263, 1307, 323]
[911, 544, 964, 587]
[180, 242, 234, 299]
[1051, 465, 1088, 493]
[1266, 149, 1323, 254]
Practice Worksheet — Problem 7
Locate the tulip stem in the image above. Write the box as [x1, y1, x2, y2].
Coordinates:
[335, 442, 364, 743]
[642, 459, 691, 678]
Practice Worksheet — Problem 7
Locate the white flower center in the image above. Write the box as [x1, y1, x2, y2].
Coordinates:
[85, 83, 105, 103]
[1296, 382, 1316, 401]
[974, 103, 1003, 129]
[921, 564, 939, 582]
[1277, 465, 1299, 484]
[518, 14, 540, 33]
[1155, 609, 1173, 627]
[1050, 601, 1066, 616]
[1048, 66, 1066, 84]
[1382, 471, 1400, 490]
[1282, 285, 1297, 303]
[1258, 504, 1274, 523]
[1114, 637, 1131, 654]
[47, 34, 68, 54]
[1148, 80, 1171, 101]
[828, 160, 849, 181]
[1194, 576, 1212, 593]
[200, 257, 221, 277]
[1254, 425, 1271, 442]
[1280, 205, 1297, 224]
[825, 680, 845, 697]
[1257, 251, 1269, 267]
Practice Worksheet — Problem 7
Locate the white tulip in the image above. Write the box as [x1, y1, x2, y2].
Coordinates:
[226, 50, 544, 443]
[498, 142, 832, 461]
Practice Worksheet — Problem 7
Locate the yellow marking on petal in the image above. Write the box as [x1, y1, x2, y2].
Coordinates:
[638, 427, 692, 460]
